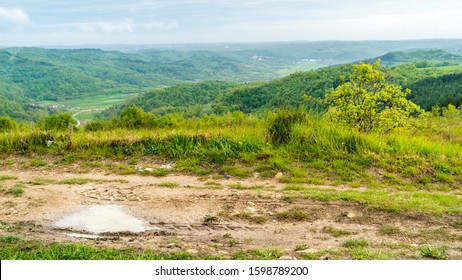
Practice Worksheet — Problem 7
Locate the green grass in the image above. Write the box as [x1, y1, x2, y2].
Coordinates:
[232, 248, 283, 260]
[343, 239, 370, 248]
[59, 178, 97, 185]
[158, 182, 179, 188]
[322, 226, 354, 237]
[0, 175, 17, 181]
[234, 212, 268, 224]
[0, 239, 198, 260]
[378, 225, 401, 235]
[294, 244, 309, 251]
[275, 208, 307, 221]
[281, 187, 462, 214]
[6, 187, 24, 196]
[26, 178, 56, 185]
[420, 244, 447, 260]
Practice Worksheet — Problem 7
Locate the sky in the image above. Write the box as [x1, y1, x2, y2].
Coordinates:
[1, 0, 462, 46]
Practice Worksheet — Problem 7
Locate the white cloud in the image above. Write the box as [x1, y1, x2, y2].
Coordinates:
[142, 21, 178, 30]
[76, 18, 136, 33]
[0, 6, 30, 25]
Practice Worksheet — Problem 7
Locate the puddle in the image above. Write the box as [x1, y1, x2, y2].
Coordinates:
[54, 204, 154, 234]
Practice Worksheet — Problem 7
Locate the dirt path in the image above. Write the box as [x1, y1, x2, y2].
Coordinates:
[1, 167, 461, 259]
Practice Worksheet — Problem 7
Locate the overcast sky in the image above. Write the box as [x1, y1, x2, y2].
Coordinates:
[1, 0, 462, 46]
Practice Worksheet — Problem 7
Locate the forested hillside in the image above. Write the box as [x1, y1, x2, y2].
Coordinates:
[2, 39, 462, 121]
[107, 61, 462, 117]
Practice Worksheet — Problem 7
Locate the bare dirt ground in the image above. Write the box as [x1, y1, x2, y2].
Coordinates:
[1, 160, 461, 259]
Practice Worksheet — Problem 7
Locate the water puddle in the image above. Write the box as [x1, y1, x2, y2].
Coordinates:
[54, 204, 154, 234]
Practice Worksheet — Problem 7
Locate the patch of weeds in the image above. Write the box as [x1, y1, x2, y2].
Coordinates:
[0, 235, 22, 243]
[342, 239, 370, 248]
[283, 185, 306, 191]
[254, 164, 276, 179]
[232, 248, 283, 260]
[275, 207, 307, 221]
[417, 175, 433, 185]
[152, 168, 169, 177]
[234, 212, 267, 224]
[279, 176, 325, 185]
[127, 158, 138, 165]
[26, 178, 56, 185]
[62, 154, 76, 164]
[59, 178, 95, 185]
[203, 214, 218, 224]
[413, 228, 460, 242]
[322, 226, 354, 237]
[349, 248, 392, 260]
[420, 244, 447, 260]
[228, 183, 264, 190]
[222, 166, 252, 178]
[195, 169, 213, 176]
[294, 244, 308, 251]
[107, 163, 136, 175]
[280, 195, 295, 203]
[0, 175, 17, 181]
[158, 182, 179, 188]
[452, 220, 462, 229]
[401, 166, 420, 178]
[289, 167, 307, 178]
[378, 225, 401, 235]
[435, 172, 454, 183]
[7, 187, 24, 197]
[205, 181, 221, 186]
[227, 238, 239, 247]
[26, 159, 47, 168]
[0, 222, 12, 230]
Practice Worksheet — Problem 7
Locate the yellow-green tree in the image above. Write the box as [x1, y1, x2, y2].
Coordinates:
[325, 60, 421, 133]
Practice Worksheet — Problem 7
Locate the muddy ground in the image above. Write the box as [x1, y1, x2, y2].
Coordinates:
[1, 161, 461, 259]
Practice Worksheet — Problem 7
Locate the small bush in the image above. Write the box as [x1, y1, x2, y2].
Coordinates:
[420, 245, 447, 260]
[267, 109, 306, 144]
[7, 187, 24, 196]
[275, 208, 307, 221]
[0, 116, 16, 132]
[44, 113, 76, 131]
[343, 239, 369, 248]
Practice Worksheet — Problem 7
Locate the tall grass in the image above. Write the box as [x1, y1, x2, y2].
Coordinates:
[1, 110, 461, 190]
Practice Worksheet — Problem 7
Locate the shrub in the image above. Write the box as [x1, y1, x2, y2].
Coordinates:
[0, 116, 16, 132]
[44, 113, 76, 131]
[267, 108, 306, 144]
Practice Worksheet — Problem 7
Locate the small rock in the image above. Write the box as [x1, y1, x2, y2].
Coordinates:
[165, 243, 177, 248]
[246, 207, 257, 213]
[275, 172, 283, 179]
[346, 212, 356, 219]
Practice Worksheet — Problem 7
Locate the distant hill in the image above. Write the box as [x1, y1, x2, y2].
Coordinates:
[3, 39, 462, 121]
[406, 73, 462, 110]
[365, 49, 462, 66]
[108, 62, 462, 117]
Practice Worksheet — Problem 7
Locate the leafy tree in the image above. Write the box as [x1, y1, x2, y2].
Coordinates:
[120, 105, 156, 129]
[0, 116, 16, 132]
[44, 113, 76, 131]
[325, 60, 421, 133]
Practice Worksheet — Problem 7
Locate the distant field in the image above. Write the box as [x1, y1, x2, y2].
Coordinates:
[36, 92, 141, 112]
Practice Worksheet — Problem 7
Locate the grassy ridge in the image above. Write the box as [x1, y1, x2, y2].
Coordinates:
[1, 111, 461, 214]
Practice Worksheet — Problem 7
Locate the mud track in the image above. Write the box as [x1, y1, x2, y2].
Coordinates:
[1, 167, 461, 259]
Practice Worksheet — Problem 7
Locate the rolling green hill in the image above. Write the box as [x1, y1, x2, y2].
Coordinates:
[108, 61, 462, 117]
[3, 39, 462, 121]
